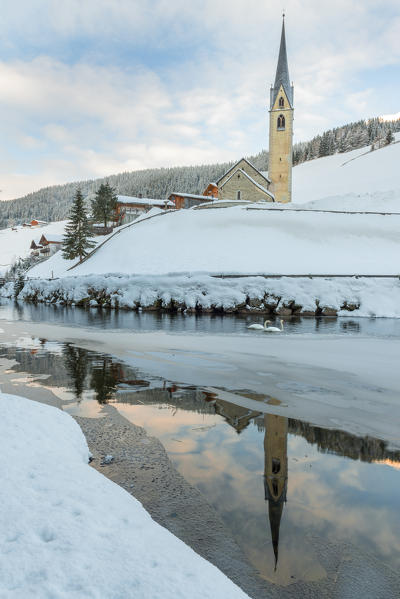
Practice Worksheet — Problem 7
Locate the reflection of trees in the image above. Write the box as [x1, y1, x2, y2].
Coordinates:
[255, 416, 400, 464]
[90, 357, 120, 404]
[63, 344, 88, 400]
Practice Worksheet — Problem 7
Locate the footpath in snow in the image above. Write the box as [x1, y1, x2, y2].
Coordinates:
[0, 392, 249, 599]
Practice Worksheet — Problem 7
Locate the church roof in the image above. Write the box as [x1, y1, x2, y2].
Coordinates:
[271, 17, 293, 109]
[216, 157, 271, 186]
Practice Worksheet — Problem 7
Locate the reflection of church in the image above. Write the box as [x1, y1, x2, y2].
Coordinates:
[263, 411, 288, 570]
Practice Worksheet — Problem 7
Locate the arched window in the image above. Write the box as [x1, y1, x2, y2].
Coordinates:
[237, 190, 241, 200]
[277, 114, 285, 129]
[279, 96, 284, 107]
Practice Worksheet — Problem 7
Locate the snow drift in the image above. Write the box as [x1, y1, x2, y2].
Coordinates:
[0, 393, 249, 599]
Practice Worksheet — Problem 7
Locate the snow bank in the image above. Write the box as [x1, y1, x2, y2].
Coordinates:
[293, 135, 400, 206]
[0, 221, 68, 276]
[3, 273, 400, 318]
[0, 393, 249, 599]
[26, 207, 400, 279]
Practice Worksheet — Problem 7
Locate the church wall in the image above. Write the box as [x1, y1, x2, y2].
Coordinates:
[219, 172, 273, 203]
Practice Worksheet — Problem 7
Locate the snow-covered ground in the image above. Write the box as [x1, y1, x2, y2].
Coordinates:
[293, 134, 400, 210]
[0, 221, 67, 276]
[27, 206, 400, 278]
[0, 392, 249, 599]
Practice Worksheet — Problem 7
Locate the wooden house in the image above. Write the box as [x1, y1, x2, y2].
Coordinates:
[115, 195, 174, 225]
[202, 183, 219, 199]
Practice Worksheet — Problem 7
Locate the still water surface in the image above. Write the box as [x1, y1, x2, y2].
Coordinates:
[2, 299, 400, 338]
[1, 334, 399, 587]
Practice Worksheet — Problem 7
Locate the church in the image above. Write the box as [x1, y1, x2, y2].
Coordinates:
[217, 16, 294, 204]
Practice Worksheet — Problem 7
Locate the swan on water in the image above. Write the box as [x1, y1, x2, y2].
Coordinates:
[247, 319, 284, 332]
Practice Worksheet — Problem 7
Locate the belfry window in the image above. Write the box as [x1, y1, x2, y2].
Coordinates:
[279, 96, 284, 107]
[277, 114, 285, 130]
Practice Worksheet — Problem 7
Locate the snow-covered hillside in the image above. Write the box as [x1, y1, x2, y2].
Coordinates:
[0, 221, 67, 276]
[28, 206, 400, 278]
[293, 134, 400, 210]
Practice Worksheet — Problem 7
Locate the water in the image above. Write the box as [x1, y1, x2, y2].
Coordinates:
[2, 299, 400, 338]
[1, 337, 399, 587]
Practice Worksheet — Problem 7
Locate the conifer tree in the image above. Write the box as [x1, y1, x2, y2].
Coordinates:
[62, 188, 95, 262]
[386, 130, 394, 145]
[91, 182, 118, 228]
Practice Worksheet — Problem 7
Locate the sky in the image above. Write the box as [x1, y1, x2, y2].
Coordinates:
[0, 0, 399, 201]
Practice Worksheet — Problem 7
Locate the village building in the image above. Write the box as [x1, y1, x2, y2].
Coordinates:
[38, 234, 63, 255]
[207, 15, 294, 205]
[263, 408, 288, 570]
[202, 183, 219, 199]
[216, 158, 274, 203]
[23, 219, 48, 228]
[115, 195, 174, 225]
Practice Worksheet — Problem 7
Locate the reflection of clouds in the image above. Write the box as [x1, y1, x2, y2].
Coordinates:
[338, 462, 366, 491]
[115, 400, 400, 575]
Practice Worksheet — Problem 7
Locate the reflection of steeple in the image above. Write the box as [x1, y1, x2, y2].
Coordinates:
[263, 409, 288, 570]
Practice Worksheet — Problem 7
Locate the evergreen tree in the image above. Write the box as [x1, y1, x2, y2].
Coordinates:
[14, 270, 25, 298]
[91, 182, 118, 228]
[90, 357, 118, 404]
[63, 344, 88, 400]
[386, 130, 394, 145]
[62, 188, 95, 262]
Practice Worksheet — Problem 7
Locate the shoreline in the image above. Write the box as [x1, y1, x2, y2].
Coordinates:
[1, 343, 400, 598]
[2, 272, 400, 318]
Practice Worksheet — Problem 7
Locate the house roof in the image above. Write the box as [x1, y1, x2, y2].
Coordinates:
[220, 169, 275, 200]
[117, 195, 173, 207]
[169, 193, 213, 201]
[216, 157, 271, 186]
[40, 234, 64, 243]
[271, 17, 293, 109]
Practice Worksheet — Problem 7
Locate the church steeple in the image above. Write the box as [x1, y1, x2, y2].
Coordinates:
[270, 15, 293, 109]
[263, 411, 288, 570]
[268, 14, 294, 203]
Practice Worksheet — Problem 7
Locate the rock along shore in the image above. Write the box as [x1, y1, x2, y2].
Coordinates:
[2, 272, 400, 317]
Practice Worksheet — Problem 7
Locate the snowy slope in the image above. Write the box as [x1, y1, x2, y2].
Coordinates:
[0, 393, 249, 599]
[0, 221, 67, 276]
[28, 206, 400, 278]
[293, 134, 400, 210]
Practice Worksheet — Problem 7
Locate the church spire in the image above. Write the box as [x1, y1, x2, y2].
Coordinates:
[270, 15, 293, 108]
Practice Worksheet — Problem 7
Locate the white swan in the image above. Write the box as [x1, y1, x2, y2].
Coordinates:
[264, 320, 284, 333]
[247, 319, 284, 332]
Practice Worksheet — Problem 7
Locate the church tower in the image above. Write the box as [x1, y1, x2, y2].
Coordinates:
[269, 15, 294, 203]
[263, 410, 288, 570]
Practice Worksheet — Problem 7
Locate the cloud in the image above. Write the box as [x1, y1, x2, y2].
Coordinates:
[0, 0, 399, 200]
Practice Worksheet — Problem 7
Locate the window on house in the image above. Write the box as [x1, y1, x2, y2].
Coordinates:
[237, 190, 241, 200]
[277, 114, 285, 129]
[279, 96, 284, 107]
